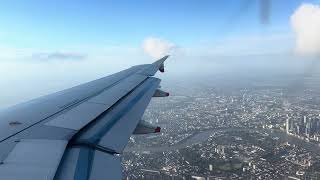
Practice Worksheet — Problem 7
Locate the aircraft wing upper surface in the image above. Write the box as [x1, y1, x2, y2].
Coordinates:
[0, 56, 169, 180]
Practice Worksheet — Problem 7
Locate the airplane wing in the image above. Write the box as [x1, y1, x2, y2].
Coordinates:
[0, 56, 170, 180]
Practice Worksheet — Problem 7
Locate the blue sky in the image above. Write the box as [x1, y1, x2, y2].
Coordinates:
[0, 0, 316, 49]
[1, 0, 320, 108]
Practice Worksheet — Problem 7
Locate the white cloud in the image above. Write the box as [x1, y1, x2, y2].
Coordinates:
[142, 37, 176, 59]
[291, 3, 320, 56]
[32, 51, 87, 61]
[0, 47, 87, 61]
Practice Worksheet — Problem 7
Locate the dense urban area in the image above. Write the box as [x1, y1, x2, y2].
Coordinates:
[123, 74, 320, 180]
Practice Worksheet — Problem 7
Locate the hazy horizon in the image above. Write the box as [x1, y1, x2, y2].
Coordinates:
[1, 0, 320, 108]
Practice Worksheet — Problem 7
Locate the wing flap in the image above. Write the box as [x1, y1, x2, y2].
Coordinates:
[73, 77, 160, 152]
[54, 147, 122, 180]
[96, 78, 160, 152]
[0, 139, 67, 180]
[54, 77, 161, 180]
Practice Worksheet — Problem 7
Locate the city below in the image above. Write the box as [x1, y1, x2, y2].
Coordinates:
[123, 73, 320, 180]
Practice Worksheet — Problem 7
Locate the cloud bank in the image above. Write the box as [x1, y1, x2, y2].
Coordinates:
[142, 37, 176, 59]
[291, 3, 320, 56]
[32, 51, 87, 61]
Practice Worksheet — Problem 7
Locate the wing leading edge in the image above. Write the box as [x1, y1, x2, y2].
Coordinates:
[0, 56, 170, 180]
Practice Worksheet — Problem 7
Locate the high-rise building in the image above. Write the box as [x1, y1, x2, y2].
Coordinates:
[286, 118, 290, 134]
[304, 116, 307, 124]
[296, 125, 301, 135]
[317, 120, 320, 134]
[310, 119, 317, 136]
[306, 122, 311, 137]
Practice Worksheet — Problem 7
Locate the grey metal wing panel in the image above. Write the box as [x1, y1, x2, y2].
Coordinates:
[44, 74, 147, 131]
[0, 66, 142, 142]
[96, 78, 160, 152]
[44, 102, 109, 131]
[74, 77, 160, 152]
[54, 147, 123, 180]
[0, 56, 169, 180]
[89, 150, 122, 180]
[0, 139, 67, 180]
[87, 74, 147, 105]
[138, 55, 168, 75]
[54, 77, 161, 180]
